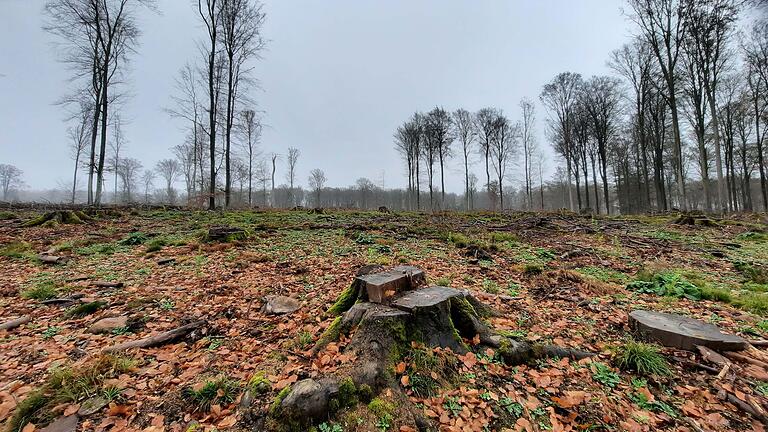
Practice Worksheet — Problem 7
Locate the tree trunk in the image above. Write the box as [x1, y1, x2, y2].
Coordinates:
[707, 88, 726, 214]
[669, 93, 687, 210]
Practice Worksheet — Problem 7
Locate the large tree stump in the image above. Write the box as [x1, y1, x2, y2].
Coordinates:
[206, 226, 248, 242]
[629, 310, 747, 351]
[279, 266, 594, 428]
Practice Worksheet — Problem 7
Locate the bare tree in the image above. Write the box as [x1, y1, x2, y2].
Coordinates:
[238, 109, 261, 206]
[286, 147, 300, 207]
[141, 169, 155, 203]
[451, 108, 476, 211]
[116, 157, 142, 202]
[308, 168, 327, 207]
[581, 76, 624, 214]
[220, 0, 266, 207]
[270, 153, 278, 207]
[519, 98, 537, 209]
[108, 114, 125, 203]
[0, 164, 23, 201]
[167, 63, 204, 199]
[155, 159, 180, 204]
[541, 72, 582, 211]
[627, 0, 693, 209]
[68, 103, 91, 203]
[490, 113, 518, 211]
[423, 107, 453, 208]
[744, 22, 768, 210]
[475, 107, 500, 209]
[199, 0, 222, 210]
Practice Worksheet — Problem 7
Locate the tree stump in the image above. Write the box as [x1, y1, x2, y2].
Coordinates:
[276, 266, 594, 427]
[23, 211, 92, 227]
[629, 310, 747, 351]
[206, 226, 248, 242]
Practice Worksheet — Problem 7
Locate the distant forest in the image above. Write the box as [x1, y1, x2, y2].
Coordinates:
[2, 0, 768, 214]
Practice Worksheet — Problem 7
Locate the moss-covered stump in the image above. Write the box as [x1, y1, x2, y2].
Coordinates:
[282, 268, 596, 429]
[23, 210, 92, 227]
[205, 226, 248, 242]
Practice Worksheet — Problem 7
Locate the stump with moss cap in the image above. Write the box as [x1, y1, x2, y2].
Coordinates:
[274, 265, 595, 429]
[23, 210, 92, 227]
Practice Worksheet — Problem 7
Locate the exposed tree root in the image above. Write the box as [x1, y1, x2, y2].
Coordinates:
[23, 210, 93, 227]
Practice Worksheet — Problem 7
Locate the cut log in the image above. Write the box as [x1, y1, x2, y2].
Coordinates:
[0, 315, 31, 330]
[92, 280, 124, 289]
[356, 265, 426, 303]
[41, 294, 84, 306]
[696, 345, 731, 367]
[102, 320, 206, 353]
[38, 254, 68, 264]
[629, 310, 747, 351]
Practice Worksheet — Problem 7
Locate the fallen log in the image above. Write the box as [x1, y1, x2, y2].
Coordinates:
[0, 316, 31, 331]
[92, 280, 124, 289]
[102, 320, 206, 353]
[724, 351, 768, 370]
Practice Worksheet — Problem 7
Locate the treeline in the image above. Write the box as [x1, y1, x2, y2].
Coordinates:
[543, 0, 768, 214]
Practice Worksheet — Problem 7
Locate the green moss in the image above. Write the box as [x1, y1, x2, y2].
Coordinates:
[145, 238, 167, 253]
[357, 384, 373, 403]
[0, 241, 32, 258]
[0, 211, 18, 220]
[326, 283, 360, 316]
[119, 232, 148, 246]
[248, 371, 272, 395]
[700, 286, 733, 303]
[314, 316, 344, 353]
[734, 292, 768, 316]
[735, 261, 768, 284]
[20, 282, 58, 301]
[65, 301, 106, 318]
[5, 391, 50, 432]
[183, 376, 240, 412]
[368, 397, 395, 417]
[329, 377, 357, 412]
[269, 385, 292, 417]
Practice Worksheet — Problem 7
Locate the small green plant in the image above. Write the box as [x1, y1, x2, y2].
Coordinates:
[102, 386, 123, 401]
[482, 278, 500, 294]
[755, 381, 768, 397]
[490, 232, 518, 244]
[111, 326, 131, 336]
[592, 362, 621, 388]
[498, 397, 523, 418]
[375, 414, 393, 431]
[247, 371, 271, 394]
[295, 331, 313, 349]
[118, 232, 148, 246]
[613, 340, 670, 376]
[627, 270, 701, 300]
[145, 238, 167, 253]
[443, 396, 463, 417]
[206, 337, 225, 351]
[629, 391, 677, 417]
[183, 376, 240, 412]
[21, 283, 59, 301]
[319, 423, 344, 432]
[434, 276, 452, 287]
[157, 298, 175, 310]
[41, 326, 61, 339]
[734, 261, 768, 284]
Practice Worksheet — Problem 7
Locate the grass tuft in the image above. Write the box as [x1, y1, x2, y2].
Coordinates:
[613, 340, 670, 376]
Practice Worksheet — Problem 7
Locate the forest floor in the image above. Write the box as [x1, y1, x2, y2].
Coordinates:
[1, 208, 768, 432]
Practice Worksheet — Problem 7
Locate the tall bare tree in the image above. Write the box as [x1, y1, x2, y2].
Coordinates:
[519, 98, 537, 209]
[238, 109, 261, 206]
[286, 147, 300, 207]
[68, 103, 91, 204]
[199, 0, 222, 209]
[627, 0, 693, 209]
[219, 0, 266, 207]
[0, 164, 23, 201]
[541, 72, 582, 211]
[452, 108, 476, 211]
[155, 159, 180, 204]
[308, 169, 327, 207]
[475, 107, 501, 209]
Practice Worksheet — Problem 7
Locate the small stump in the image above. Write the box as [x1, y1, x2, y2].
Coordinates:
[629, 310, 747, 351]
[206, 226, 248, 242]
[24, 210, 92, 227]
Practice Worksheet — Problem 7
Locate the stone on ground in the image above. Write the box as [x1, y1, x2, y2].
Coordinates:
[280, 378, 337, 419]
[39, 415, 78, 432]
[356, 265, 426, 303]
[261, 295, 301, 315]
[88, 316, 129, 334]
[77, 396, 109, 416]
[629, 310, 747, 351]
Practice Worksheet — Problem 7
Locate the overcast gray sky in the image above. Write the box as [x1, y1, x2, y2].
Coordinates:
[0, 0, 630, 192]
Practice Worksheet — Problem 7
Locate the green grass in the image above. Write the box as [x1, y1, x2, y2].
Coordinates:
[20, 276, 59, 301]
[6, 355, 134, 432]
[145, 238, 167, 253]
[613, 340, 670, 376]
[65, 301, 106, 318]
[577, 266, 629, 284]
[0, 211, 18, 220]
[0, 241, 32, 258]
[592, 363, 621, 388]
[734, 261, 768, 284]
[183, 376, 240, 412]
[118, 232, 148, 246]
